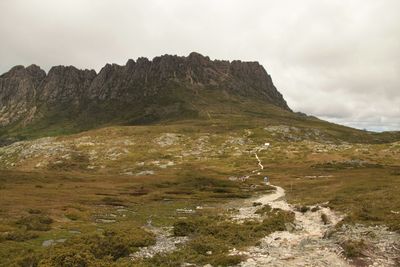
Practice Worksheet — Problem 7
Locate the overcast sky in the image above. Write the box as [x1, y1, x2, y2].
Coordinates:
[1, 0, 399, 132]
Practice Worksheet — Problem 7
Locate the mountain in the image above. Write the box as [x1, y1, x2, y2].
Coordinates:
[0, 52, 289, 137]
[2, 54, 400, 267]
[0, 52, 399, 145]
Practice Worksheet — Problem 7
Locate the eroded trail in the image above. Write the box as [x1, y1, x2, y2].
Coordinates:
[231, 147, 400, 267]
[231, 149, 351, 266]
[232, 185, 350, 267]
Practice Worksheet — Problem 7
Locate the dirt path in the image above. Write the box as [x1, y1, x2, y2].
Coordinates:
[232, 184, 350, 267]
[232, 144, 400, 267]
[231, 146, 351, 266]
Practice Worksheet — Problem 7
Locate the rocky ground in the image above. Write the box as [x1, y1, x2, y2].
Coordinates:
[234, 197, 400, 267]
[130, 226, 188, 260]
[332, 224, 400, 267]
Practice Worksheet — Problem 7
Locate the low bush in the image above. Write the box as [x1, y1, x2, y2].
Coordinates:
[189, 235, 228, 255]
[173, 220, 196, 236]
[16, 215, 53, 231]
[341, 239, 366, 258]
[144, 234, 244, 267]
[311, 206, 320, 212]
[256, 209, 295, 233]
[39, 246, 109, 267]
[255, 204, 272, 215]
[1, 230, 38, 242]
[23, 226, 155, 266]
[27, 208, 42, 214]
[101, 197, 125, 206]
[321, 213, 330, 225]
[295, 205, 310, 213]
[13, 253, 41, 267]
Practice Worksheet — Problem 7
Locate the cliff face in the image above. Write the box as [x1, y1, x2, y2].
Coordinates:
[38, 66, 97, 105]
[0, 52, 290, 130]
[0, 65, 45, 126]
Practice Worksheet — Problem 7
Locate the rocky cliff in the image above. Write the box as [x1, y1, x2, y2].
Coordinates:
[0, 52, 290, 134]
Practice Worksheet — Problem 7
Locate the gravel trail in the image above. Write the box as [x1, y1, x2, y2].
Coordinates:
[232, 146, 351, 266]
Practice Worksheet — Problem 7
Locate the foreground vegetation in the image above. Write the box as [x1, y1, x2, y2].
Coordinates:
[0, 109, 399, 266]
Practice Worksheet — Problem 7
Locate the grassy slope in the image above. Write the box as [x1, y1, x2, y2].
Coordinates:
[0, 93, 399, 266]
[1, 87, 399, 143]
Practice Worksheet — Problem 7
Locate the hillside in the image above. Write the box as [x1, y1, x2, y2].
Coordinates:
[0, 52, 289, 138]
[0, 116, 399, 266]
[0, 53, 399, 266]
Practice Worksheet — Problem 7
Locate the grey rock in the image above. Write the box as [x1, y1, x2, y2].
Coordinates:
[42, 239, 55, 247]
[0, 52, 290, 133]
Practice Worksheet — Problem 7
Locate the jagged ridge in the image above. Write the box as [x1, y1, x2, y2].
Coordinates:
[0, 52, 290, 132]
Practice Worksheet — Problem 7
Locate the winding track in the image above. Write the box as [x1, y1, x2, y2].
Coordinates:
[234, 146, 351, 267]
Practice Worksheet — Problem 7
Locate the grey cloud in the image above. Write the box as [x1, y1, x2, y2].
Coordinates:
[0, 0, 399, 131]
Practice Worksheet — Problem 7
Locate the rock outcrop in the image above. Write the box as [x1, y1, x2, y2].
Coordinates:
[0, 52, 291, 132]
[0, 65, 45, 126]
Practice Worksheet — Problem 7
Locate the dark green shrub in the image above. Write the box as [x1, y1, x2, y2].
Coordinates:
[39, 226, 155, 265]
[39, 246, 102, 267]
[255, 204, 272, 215]
[211, 254, 244, 266]
[1, 230, 38, 242]
[91, 234, 130, 260]
[257, 210, 295, 233]
[101, 197, 124, 206]
[188, 235, 228, 255]
[27, 209, 42, 214]
[173, 220, 196, 236]
[213, 187, 232, 193]
[311, 206, 320, 212]
[321, 213, 330, 225]
[295, 205, 310, 213]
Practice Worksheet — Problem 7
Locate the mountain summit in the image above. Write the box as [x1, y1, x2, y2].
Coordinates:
[0, 52, 289, 132]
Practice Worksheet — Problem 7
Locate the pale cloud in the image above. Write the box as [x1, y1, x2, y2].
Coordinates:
[0, 0, 399, 131]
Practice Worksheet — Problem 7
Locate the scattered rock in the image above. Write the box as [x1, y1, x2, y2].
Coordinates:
[136, 170, 155, 176]
[42, 239, 54, 247]
[130, 226, 188, 260]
